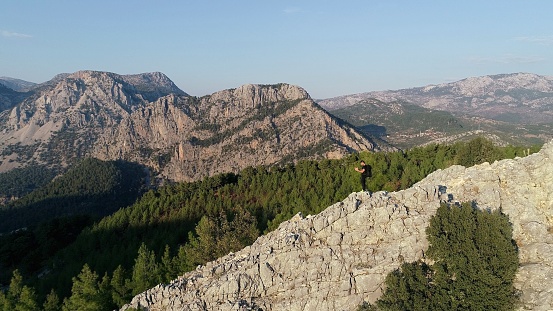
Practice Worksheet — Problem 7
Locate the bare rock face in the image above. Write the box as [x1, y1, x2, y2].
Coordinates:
[122, 141, 553, 311]
[91, 83, 384, 181]
[0, 72, 383, 180]
[0, 70, 183, 170]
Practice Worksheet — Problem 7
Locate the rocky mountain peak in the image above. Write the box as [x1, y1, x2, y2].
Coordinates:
[210, 83, 310, 107]
[122, 140, 553, 311]
[93, 82, 383, 181]
[0, 71, 383, 179]
[0, 70, 193, 171]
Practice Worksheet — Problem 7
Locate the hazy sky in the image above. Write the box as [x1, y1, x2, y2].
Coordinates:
[1, 1, 552, 98]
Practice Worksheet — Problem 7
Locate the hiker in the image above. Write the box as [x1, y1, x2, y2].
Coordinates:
[355, 160, 371, 192]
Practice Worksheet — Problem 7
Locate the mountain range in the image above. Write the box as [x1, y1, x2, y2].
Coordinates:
[1, 71, 552, 182]
[318, 73, 553, 148]
[1, 70, 552, 310]
[319, 73, 553, 123]
[0, 71, 381, 182]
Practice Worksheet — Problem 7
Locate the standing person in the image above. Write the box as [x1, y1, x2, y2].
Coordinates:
[355, 160, 371, 193]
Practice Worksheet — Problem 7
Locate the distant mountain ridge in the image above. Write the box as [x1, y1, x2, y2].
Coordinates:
[0, 70, 383, 182]
[319, 73, 553, 124]
[330, 98, 469, 149]
[0, 77, 37, 92]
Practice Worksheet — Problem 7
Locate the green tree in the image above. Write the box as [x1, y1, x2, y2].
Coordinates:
[0, 270, 39, 311]
[426, 203, 518, 310]
[130, 243, 159, 295]
[110, 265, 131, 307]
[376, 202, 519, 311]
[43, 290, 61, 311]
[377, 261, 432, 311]
[159, 245, 176, 283]
[62, 264, 111, 311]
[14, 286, 39, 311]
[182, 208, 259, 269]
[454, 137, 499, 167]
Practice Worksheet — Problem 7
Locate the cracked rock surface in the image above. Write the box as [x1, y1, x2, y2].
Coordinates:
[122, 140, 553, 311]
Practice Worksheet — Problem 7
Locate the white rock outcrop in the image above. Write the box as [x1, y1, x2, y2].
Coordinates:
[122, 141, 553, 311]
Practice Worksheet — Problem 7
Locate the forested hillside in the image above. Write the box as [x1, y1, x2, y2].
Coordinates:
[0, 159, 147, 290]
[0, 166, 56, 202]
[0, 138, 540, 310]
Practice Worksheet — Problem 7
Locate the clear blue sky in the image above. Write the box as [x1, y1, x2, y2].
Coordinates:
[1, 1, 552, 99]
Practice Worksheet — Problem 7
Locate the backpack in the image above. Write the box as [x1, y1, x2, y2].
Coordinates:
[364, 164, 372, 177]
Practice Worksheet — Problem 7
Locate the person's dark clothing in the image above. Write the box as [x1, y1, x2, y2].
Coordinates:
[359, 164, 371, 191]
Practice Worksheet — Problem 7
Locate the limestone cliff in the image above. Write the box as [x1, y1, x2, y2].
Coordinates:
[0, 70, 184, 171]
[0, 71, 384, 181]
[92, 83, 383, 181]
[122, 140, 553, 311]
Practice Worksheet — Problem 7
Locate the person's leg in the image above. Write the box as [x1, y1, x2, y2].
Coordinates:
[360, 175, 367, 191]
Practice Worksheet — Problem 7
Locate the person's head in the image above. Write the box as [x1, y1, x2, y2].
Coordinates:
[360, 160, 365, 165]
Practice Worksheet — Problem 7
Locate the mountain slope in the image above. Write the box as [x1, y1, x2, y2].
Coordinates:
[0, 70, 185, 172]
[0, 158, 146, 233]
[0, 71, 385, 182]
[92, 83, 388, 181]
[122, 140, 553, 311]
[0, 77, 37, 92]
[320, 73, 553, 124]
[331, 98, 466, 149]
[0, 83, 29, 112]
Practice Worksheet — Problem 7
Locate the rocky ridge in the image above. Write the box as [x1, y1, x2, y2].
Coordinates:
[319, 73, 553, 124]
[0, 76, 37, 92]
[0, 71, 382, 181]
[122, 140, 553, 311]
[0, 70, 182, 171]
[93, 83, 383, 181]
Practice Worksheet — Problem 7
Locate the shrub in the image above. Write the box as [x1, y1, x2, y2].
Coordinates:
[375, 202, 519, 311]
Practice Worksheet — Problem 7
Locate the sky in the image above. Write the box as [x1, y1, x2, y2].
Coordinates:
[1, 1, 552, 99]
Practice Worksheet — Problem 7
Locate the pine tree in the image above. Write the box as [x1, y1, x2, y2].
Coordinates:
[377, 261, 432, 311]
[62, 264, 111, 311]
[426, 203, 518, 310]
[110, 265, 131, 307]
[43, 290, 61, 311]
[1, 270, 23, 311]
[159, 245, 175, 283]
[14, 286, 39, 311]
[130, 243, 159, 295]
[376, 202, 519, 311]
